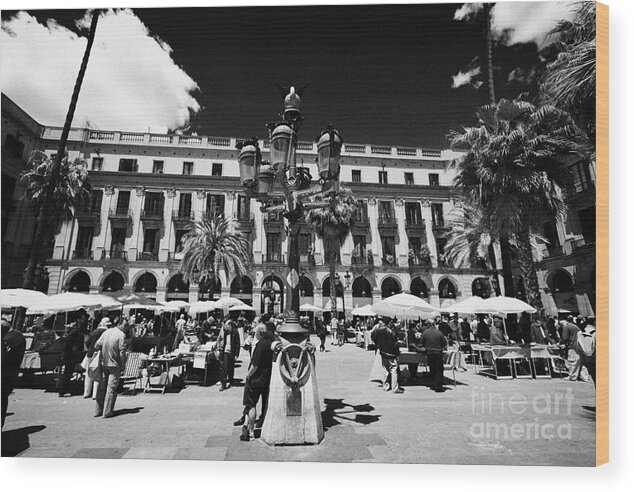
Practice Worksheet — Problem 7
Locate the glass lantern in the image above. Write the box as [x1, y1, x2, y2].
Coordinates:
[257, 163, 275, 196]
[270, 123, 293, 168]
[238, 140, 261, 188]
[317, 127, 342, 181]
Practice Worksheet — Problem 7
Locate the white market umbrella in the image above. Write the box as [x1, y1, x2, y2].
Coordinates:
[26, 293, 105, 315]
[87, 294, 124, 311]
[1, 289, 48, 309]
[441, 296, 484, 314]
[228, 303, 256, 312]
[189, 300, 219, 315]
[351, 304, 376, 317]
[476, 296, 537, 315]
[158, 300, 190, 313]
[323, 298, 350, 312]
[299, 303, 323, 313]
[372, 293, 438, 320]
[215, 297, 245, 309]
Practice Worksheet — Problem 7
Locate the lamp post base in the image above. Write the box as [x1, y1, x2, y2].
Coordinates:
[260, 329, 324, 446]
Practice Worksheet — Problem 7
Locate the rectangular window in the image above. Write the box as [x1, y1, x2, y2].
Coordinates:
[429, 173, 440, 186]
[118, 159, 137, 172]
[144, 192, 163, 217]
[351, 169, 361, 183]
[431, 203, 444, 228]
[404, 172, 414, 185]
[178, 193, 192, 218]
[90, 189, 103, 213]
[379, 170, 388, 184]
[409, 237, 422, 255]
[143, 229, 159, 253]
[4, 134, 25, 159]
[352, 235, 367, 263]
[212, 163, 223, 176]
[74, 226, 94, 258]
[115, 191, 130, 213]
[206, 194, 225, 217]
[110, 228, 126, 252]
[570, 161, 592, 192]
[436, 238, 447, 265]
[183, 161, 194, 175]
[298, 233, 311, 255]
[379, 200, 394, 222]
[266, 233, 282, 261]
[355, 199, 368, 222]
[577, 206, 596, 243]
[381, 235, 395, 257]
[405, 202, 422, 225]
[91, 157, 103, 171]
[152, 160, 164, 174]
[237, 195, 250, 220]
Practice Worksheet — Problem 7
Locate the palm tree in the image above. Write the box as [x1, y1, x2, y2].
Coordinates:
[22, 10, 100, 291]
[483, 2, 496, 105]
[540, 2, 596, 139]
[450, 97, 587, 308]
[443, 201, 494, 270]
[306, 186, 358, 322]
[179, 215, 250, 299]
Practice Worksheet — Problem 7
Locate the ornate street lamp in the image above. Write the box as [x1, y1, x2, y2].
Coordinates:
[237, 86, 342, 445]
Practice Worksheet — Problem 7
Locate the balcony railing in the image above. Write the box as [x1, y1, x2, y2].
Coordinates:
[202, 211, 225, 221]
[101, 249, 128, 261]
[72, 249, 93, 260]
[408, 255, 431, 267]
[141, 208, 164, 221]
[405, 217, 425, 227]
[168, 250, 184, 261]
[264, 211, 284, 223]
[108, 208, 132, 222]
[351, 255, 369, 265]
[265, 252, 285, 263]
[137, 251, 159, 261]
[378, 214, 396, 225]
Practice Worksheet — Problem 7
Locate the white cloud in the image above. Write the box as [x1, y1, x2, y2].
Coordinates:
[490, 1, 577, 48]
[454, 3, 484, 21]
[452, 66, 482, 89]
[1, 9, 201, 133]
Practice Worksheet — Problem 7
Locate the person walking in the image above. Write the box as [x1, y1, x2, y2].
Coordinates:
[315, 317, 327, 352]
[561, 316, 588, 382]
[83, 317, 110, 399]
[239, 324, 274, 441]
[331, 315, 340, 346]
[577, 317, 596, 386]
[218, 320, 240, 391]
[2, 319, 26, 427]
[94, 320, 128, 418]
[172, 314, 187, 351]
[419, 322, 447, 392]
[371, 319, 404, 394]
[58, 323, 86, 397]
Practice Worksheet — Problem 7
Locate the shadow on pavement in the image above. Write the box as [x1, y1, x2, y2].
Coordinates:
[321, 398, 380, 431]
[112, 407, 144, 417]
[1, 425, 46, 457]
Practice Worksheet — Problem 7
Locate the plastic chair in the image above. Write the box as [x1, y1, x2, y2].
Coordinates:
[443, 350, 462, 386]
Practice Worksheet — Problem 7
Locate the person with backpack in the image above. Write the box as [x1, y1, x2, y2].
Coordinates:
[576, 317, 596, 386]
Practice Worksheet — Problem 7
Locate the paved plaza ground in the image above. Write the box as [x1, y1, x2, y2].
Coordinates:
[1, 338, 596, 465]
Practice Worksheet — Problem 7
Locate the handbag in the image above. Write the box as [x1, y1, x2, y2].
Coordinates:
[80, 354, 90, 371]
[87, 351, 102, 382]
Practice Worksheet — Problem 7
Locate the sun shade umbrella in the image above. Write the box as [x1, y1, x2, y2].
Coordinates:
[475, 296, 537, 315]
[188, 300, 220, 315]
[215, 297, 245, 309]
[299, 303, 323, 312]
[228, 303, 256, 312]
[441, 296, 485, 314]
[26, 293, 106, 315]
[158, 301, 190, 313]
[351, 304, 376, 317]
[1, 289, 48, 309]
[372, 293, 438, 320]
[105, 291, 163, 307]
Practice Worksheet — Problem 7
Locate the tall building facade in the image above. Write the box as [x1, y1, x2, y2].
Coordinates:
[2, 94, 595, 316]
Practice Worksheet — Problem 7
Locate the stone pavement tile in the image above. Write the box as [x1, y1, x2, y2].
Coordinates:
[18, 447, 79, 458]
[122, 447, 178, 460]
[174, 447, 228, 461]
[205, 434, 234, 447]
[72, 447, 130, 459]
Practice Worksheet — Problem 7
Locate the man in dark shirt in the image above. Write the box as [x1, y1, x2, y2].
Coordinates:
[371, 319, 403, 393]
[518, 313, 532, 344]
[58, 323, 86, 397]
[437, 316, 452, 338]
[530, 318, 548, 344]
[2, 319, 26, 427]
[239, 324, 273, 441]
[217, 320, 241, 391]
[419, 324, 447, 392]
[476, 318, 490, 342]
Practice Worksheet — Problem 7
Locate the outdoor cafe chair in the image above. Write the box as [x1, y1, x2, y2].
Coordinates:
[121, 352, 144, 395]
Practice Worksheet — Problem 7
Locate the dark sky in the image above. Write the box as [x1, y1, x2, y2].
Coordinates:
[2, 5, 541, 149]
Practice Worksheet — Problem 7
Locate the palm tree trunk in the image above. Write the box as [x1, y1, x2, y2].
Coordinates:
[22, 10, 100, 291]
[484, 3, 496, 105]
[499, 231, 515, 297]
[517, 227, 543, 311]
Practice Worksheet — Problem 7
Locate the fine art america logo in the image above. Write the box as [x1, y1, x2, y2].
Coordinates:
[470, 386, 574, 441]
